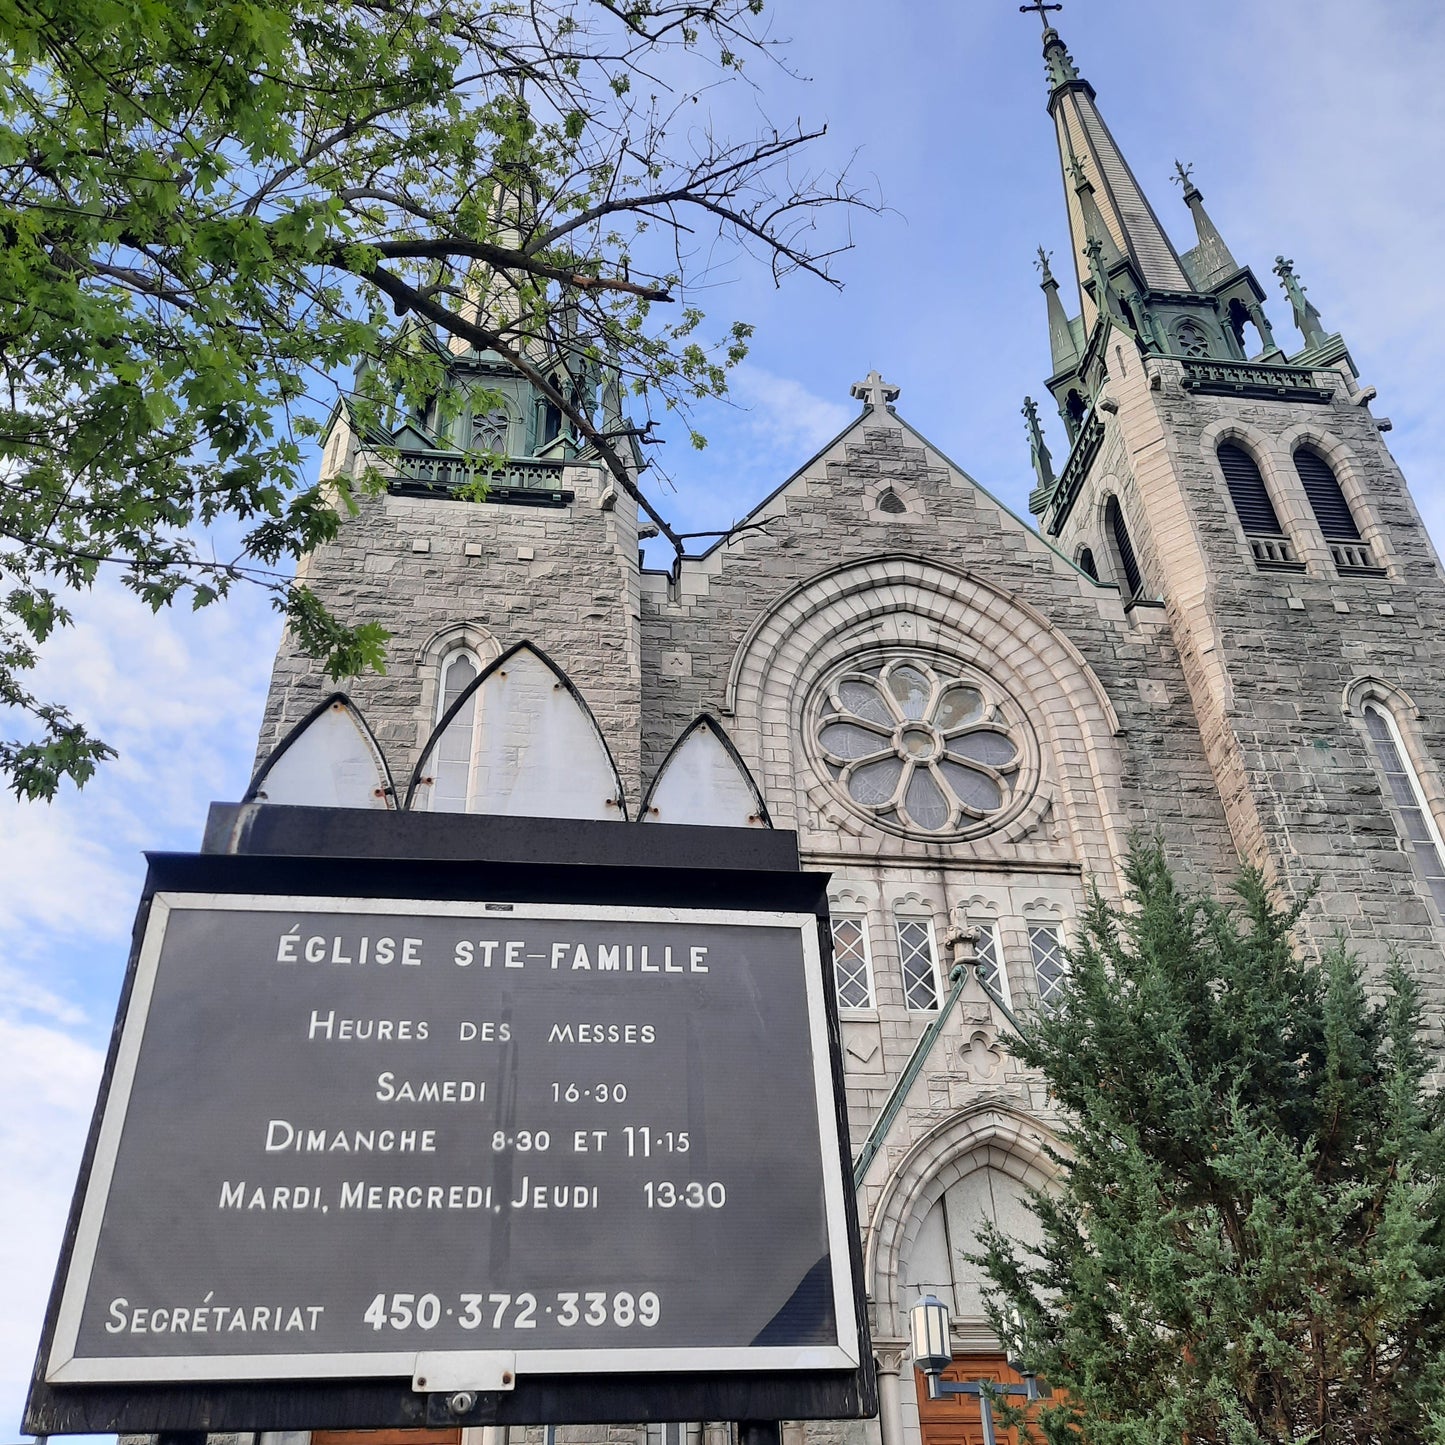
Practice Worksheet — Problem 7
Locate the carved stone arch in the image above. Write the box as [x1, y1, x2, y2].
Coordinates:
[1278, 421, 1368, 492]
[1344, 675, 1445, 826]
[832, 879, 876, 906]
[1198, 416, 1275, 469]
[415, 622, 503, 747]
[1021, 894, 1066, 922]
[951, 892, 1004, 930]
[640, 713, 771, 827]
[405, 641, 626, 819]
[864, 1105, 1062, 1341]
[724, 555, 1127, 872]
[246, 693, 395, 809]
[1277, 422, 1391, 567]
[1086, 476, 1139, 596]
[1200, 417, 1283, 501]
[1344, 673, 1427, 722]
[1198, 417, 1298, 555]
[890, 888, 940, 916]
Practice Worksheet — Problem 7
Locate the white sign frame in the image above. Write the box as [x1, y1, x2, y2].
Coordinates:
[47, 893, 861, 1385]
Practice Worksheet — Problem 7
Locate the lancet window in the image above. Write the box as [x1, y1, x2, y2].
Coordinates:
[1105, 496, 1143, 599]
[1029, 923, 1067, 1014]
[1363, 703, 1445, 916]
[1293, 446, 1375, 572]
[1218, 441, 1298, 568]
[430, 649, 480, 812]
[972, 919, 1011, 1010]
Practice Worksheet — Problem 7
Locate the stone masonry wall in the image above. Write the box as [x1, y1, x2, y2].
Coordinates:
[1057, 349, 1445, 1011]
[255, 460, 646, 804]
[639, 413, 1244, 1185]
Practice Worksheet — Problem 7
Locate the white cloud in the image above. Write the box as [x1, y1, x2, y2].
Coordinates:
[725, 365, 854, 458]
[0, 577, 281, 954]
[0, 1015, 104, 1438]
[0, 574, 280, 1441]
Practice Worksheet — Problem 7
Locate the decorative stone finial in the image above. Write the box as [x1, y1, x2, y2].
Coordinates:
[1023, 396, 1056, 493]
[1172, 159, 1202, 204]
[1036, 246, 1056, 285]
[850, 369, 901, 410]
[1067, 154, 1088, 191]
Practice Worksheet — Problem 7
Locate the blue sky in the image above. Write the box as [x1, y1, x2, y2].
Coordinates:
[5, 0, 1445, 1433]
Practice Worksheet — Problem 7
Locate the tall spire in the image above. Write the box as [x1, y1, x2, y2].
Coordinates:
[1044, 23, 1191, 305]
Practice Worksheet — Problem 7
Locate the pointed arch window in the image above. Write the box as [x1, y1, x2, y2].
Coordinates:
[410, 643, 624, 820]
[1218, 442, 1299, 569]
[1293, 446, 1378, 572]
[1063, 389, 1087, 441]
[469, 406, 510, 455]
[430, 649, 480, 811]
[1363, 702, 1445, 916]
[1076, 546, 1099, 581]
[1105, 496, 1143, 600]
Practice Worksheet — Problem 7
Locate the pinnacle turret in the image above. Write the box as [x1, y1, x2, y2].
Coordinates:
[1274, 256, 1328, 351]
[1037, 247, 1080, 377]
[1173, 161, 1240, 289]
[1022, 395, 1057, 515]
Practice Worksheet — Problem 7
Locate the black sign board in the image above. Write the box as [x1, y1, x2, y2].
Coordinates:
[27, 826, 874, 1433]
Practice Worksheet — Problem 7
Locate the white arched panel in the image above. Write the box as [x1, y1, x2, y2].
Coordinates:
[901, 1165, 1042, 1325]
[408, 643, 625, 820]
[641, 715, 770, 828]
[247, 695, 393, 809]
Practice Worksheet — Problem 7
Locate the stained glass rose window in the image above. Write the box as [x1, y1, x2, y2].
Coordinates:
[814, 657, 1024, 836]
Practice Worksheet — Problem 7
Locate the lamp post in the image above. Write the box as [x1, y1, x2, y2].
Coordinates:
[907, 1294, 1044, 1445]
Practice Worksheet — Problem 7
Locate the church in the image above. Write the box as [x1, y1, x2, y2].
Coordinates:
[240, 18, 1445, 1445]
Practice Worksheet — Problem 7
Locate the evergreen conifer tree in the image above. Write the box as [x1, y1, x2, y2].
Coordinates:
[974, 843, 1445, 1444]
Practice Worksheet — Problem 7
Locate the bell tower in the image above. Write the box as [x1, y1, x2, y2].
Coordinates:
[256, 250, 648, 804]
[1021, 19, 1445, 975]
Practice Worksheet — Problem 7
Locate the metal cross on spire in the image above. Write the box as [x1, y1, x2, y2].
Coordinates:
[1019, 0, 1063, 29]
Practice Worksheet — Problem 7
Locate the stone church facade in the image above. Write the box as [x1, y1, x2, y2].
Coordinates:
[243, 22, 1445, 1445]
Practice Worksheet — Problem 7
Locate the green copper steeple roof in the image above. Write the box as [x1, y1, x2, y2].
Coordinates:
[1043, 23, 1191, 316]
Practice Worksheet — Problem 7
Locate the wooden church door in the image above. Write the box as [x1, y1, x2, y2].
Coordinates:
[915, 1353, 1042, 1445]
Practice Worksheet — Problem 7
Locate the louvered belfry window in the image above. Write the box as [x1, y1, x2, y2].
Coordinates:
[1294, 446, 1361, 540]
[1218, 442, 1284, 536]
[1106, 496, 1143, 599]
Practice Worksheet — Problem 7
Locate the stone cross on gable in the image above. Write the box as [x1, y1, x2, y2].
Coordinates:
[851, 370, 901, 409]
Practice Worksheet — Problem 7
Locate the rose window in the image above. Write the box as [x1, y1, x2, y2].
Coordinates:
[815, 658, 1024, 836]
